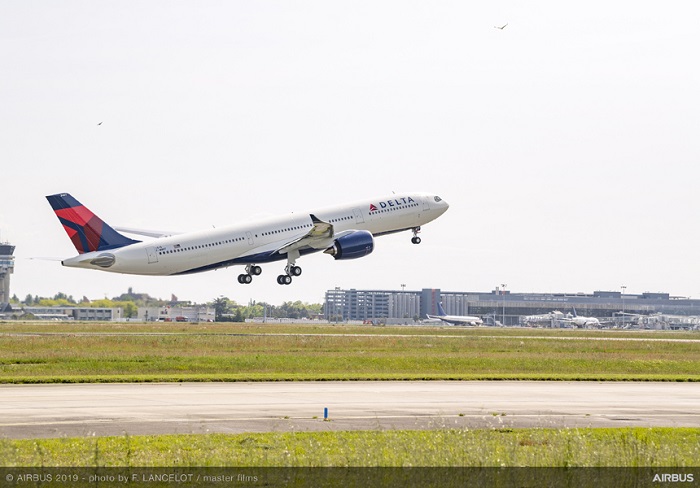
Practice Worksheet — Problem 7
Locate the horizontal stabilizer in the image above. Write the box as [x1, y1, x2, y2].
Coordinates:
[114, 227, 181, 238]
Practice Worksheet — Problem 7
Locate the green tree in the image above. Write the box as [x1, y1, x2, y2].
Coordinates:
[52, 292, 76, 303]
[212, 297, 231, 322]
[37, 298, 74, 307]
[90, 299, 118, 308]
[122, 302, 138, 319]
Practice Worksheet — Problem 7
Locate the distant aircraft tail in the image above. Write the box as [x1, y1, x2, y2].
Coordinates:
[437, 301, 447, 316]
[572, 308, 578, 317]
[46, 193, 140, 254]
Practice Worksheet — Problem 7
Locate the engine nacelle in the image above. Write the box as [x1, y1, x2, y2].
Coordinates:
[324, 230, 374, 260]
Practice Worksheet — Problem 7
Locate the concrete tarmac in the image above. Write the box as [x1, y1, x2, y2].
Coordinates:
[1, 381, 699, 439]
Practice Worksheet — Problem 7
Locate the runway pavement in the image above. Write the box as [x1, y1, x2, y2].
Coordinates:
[1, 381, 699, 438]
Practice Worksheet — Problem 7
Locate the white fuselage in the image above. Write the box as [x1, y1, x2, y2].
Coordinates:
[62, 193, 448, 276]
[426, 314, 484, 326]
[565, 316, 601, 327]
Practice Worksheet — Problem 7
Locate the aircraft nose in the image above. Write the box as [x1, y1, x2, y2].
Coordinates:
[435, 195, 449, 212]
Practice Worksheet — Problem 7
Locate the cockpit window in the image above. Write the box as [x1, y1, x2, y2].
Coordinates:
[434, 196, 442, 202]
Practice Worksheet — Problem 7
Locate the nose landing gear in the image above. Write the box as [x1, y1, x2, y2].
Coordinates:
[411, 227, 422, 244]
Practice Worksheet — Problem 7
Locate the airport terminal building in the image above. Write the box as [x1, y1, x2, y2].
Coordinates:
[324, 287, 700, 326]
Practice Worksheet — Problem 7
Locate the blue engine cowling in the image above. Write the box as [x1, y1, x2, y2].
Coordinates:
[324, 230, 374, 260]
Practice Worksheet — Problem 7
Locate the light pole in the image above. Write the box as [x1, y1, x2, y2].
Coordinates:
[621, 285, 627, 327]
[501, 283, 507, 326]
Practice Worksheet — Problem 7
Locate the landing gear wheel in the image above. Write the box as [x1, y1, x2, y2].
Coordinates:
[284, 264, 302, 277]
[411, 226, 421, 244]
[238, 274, 252, 284]
[246, 264, 262, 276]
[277, 274, 292, 285]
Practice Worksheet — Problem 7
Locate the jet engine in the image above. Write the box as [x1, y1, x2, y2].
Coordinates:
[324, 230, 374, 260]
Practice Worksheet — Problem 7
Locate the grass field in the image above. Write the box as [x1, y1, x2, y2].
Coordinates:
[1, 322, 699, 383]
[2, 322, 699, 470]
[1, 428, 698, 467]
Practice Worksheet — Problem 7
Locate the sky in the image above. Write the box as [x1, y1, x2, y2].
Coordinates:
[1, 1, 699, 305]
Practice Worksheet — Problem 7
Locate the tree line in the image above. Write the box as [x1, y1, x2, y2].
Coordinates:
[212, 297, 323, 322]
[9, 289, 323, 322]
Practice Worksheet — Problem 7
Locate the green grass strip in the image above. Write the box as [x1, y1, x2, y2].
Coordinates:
[1, 323, 699, 383]
[1, 373, 699, 384]
[1, 428, 698, 467]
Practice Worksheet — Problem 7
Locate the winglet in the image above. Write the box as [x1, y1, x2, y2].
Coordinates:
[46, 193, 140, 254]
[437, 301, 447, 316]
[309, 214, 333, 238]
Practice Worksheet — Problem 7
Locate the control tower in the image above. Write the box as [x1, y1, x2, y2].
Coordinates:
[0, 241, 15, 308]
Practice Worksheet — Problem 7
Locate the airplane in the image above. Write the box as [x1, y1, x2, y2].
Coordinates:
[46, 192, 449, 285]
[521, 310, 566, 326]
[617, 312, 700, 329]
[426, 302, 483, 326]
[559, 308, 602, 328]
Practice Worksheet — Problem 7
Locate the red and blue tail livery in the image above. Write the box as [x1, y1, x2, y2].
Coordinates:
[46, 193, 140, 254]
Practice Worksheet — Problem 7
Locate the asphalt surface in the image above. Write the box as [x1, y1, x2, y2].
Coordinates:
[1, 381, 699, 438]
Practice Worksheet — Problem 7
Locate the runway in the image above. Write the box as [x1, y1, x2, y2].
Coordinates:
[1, 381, 698, 439]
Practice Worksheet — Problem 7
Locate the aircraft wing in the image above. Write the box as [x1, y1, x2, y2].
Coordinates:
[113, 227, 182, 238]
[238, 214, 340, 260]
[286, 214, 333, 244]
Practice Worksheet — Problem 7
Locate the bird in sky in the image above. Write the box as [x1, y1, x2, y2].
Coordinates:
[494, 23, 508, 30]
[97, 122, 103, 125]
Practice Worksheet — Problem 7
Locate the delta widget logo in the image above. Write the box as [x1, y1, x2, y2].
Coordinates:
[369, 196, 415, 213]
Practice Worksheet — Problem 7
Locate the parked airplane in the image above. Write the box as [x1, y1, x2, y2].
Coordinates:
[46, 192, 449, 285]
[618, 312, 700, 329]
[559, 308, 602, 328]
[521, 310, 566, 326]
[426, 302, 483, 326]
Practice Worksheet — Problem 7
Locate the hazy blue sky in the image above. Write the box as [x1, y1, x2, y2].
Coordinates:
[1, 1, 699, 305]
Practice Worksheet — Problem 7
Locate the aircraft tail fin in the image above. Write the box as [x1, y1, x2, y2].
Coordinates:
[437, 301, 447, 316]
[572, 308, 578, 317]
[46, 193, 140, 254]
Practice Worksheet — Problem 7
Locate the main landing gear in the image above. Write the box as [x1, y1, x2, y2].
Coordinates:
[277, 264, 302, 285]
[411, 226, 422, 244]
[277, 251, 302, 285]
[237, 264, 262, 284]
[237, 259, 303, 286]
